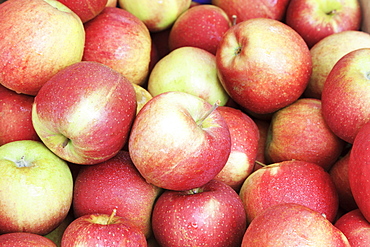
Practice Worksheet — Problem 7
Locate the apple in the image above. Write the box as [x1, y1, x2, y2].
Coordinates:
[168, 4, 231, 55]
[239, 160, 339, 224]
[83, 7, 151, 86]
[360, 0, 370, 33]
[0, 140, 73, 235]
[0, 232, 57, 247]
[213, 106, 259, 191]
[118, 0, 192, 32]
[321, 48, 370, 143]
[304, 30, 370, 99]
[265, 98, 345, 171]
[0, 84, 40, 145]
[129, 91, 231, 191]
[285, 0, 362, 48]
[32, 61, 137, 165]
[216, 18, 312, 115]
[57, 0, 108, 23]
[106, 0, 117, 7]
[241, 203, 351, 247]
[132, 83, 153, 114]
[147, 46, 229, 106]
[335, 209, 370, 246]
[212, 0, 290, 24]
[152, 180, 247, 247]
[72, 151, 162, 238]
[61, 210, 147, 246]
[0, 0, 85, 96]
[349, 121, 370, 222]
[329, 151, 358, 212]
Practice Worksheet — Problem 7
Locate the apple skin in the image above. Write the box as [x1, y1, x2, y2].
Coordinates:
[349, 121, 370, 222]
[61, 212, 147, 247]
[72, 151, 162, 238]
[152, 180, 247, 247]
[212, 0, 290, 24]
[57, 0, 108, 23]
[265, 98, 345, 171]
[0, 232, 57, 247]
[0, 84, 40, 146]
[0, 140, 73, 235]
[241, 203, 351, 247]
[335, 209, 370, 246]
[118, 0, 192, 32]
[83, 7, 151, 86]
[106, 0, 117, 7]
[168, 4, 231, 55]
[239, 160, 339, 224]
[304, 30, 370, 99]
[148, 46, 229, 106]
[321, 48, 370, 144]
[0, 0, 85, 96]
[132, 83, 153, 114]
[216, 18, 312, 115]
[32, 61, 137, 165]
[128, 91, 231, 191]
[285, 0, 362, 48]
[213, 106, 259, 191]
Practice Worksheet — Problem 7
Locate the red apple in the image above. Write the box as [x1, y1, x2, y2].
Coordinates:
[216, 18, 312, 115]
[335, 209, 370, 246]
[58, 0, 108, 23]
[321, 48, 370, 143]
[0, 232, 57, 247]
[128, 91, 231, 191]
[304, 30, 370, 99]
[329, 150, 358, 212]
[61, 210, 147, 247]
[168, 4, 231, 55]
[239, 160, 339, 223]
[241, 203, 351, 247]
[73, 151, 162, 238]
[0, 84, 39, 145]
[285, 0, 362, 48]
[0, 0, 85, 95]
[213, 106, 259, 191]
[349, 121, 370, 222]
[265, 98, 345, 171]
[212, 0, 290, 24]
[32, 61, 136, 165]
[152, 180, 247, 247]
[83, 7, 151, 86]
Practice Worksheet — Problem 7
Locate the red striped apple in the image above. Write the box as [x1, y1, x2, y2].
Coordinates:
[57, 0, 108, 23]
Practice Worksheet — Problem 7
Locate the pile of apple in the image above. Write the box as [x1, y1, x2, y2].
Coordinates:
[1, 0, 370, 246]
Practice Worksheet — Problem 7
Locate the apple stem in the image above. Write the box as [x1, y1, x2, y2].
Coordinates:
[326, 9, 337, 15]
[107, 209, 117, 225]
[255, 160, 267, 167]
[232, 15, 237, 26]
[62, 138, 69, 148]
[196, 100, 220, 127]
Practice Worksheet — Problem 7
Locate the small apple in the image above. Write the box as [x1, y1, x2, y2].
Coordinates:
[321, 48, 370, 143]
[83, 7, 151, 86]
[152, 180, 247, 247]
[61, 210, 147, 247]
[57, 0, 108, 22]
[129, 91, 231, 191]
[0, 84, 40, 145]
[265, 98, 345, 171]
[349, 121, 370, 222]
[118, 0, 192, 32]
[304, 30, 370, 99]
[72, 151, 162, 238]
[241, 203, 351, 247]
[213, 106, 259, 191]
[216, 18, 312, 115]
[0, 232, 57, 247]
[0, 0, 85, 95]
[335, 209, 370, 246]
[32, 61, 137, 165]
[147, 46, 229, 106]
[168, 4, 231, 55]
[285, 0, 362, 48]
[0, 140, 73, 235]
[239, 160, 339, 223]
